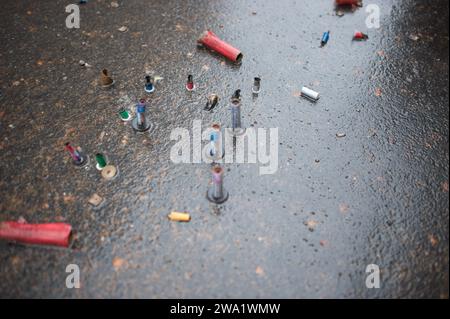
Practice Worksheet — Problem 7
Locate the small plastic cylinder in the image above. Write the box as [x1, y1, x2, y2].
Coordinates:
[252, 77, 261, 94]
[168, 212, 191, 222]
[301, 86, 320, 101]
[95, 154, 107, 168]
[136, 100, 146, 127]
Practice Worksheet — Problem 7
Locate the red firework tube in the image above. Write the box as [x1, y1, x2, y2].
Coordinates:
[335, 0, 362, 6]
[0, 221, 72, 247]
[198, 30, 243, 63]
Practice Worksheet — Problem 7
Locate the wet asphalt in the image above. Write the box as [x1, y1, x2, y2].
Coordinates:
[0, 0, 448, 298]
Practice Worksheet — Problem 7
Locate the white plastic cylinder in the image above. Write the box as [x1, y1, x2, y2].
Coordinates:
[301, 86, 320, 101]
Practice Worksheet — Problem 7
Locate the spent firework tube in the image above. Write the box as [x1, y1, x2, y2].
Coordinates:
[186, 75, 195, 91]
[301, 86, 320, 101]
[198, 30, 243, 63]
[0, 221, 72, 247]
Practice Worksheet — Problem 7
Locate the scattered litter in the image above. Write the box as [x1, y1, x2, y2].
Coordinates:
[321, 31, 330, 47]
[118, 26, 128, 32]
[65, 142, 88, 166]
[252, 77, 261, 94]
[79, 60, 92, 68]
[118, 108, 132, 121]
[99, 69, 115, 88]
[336, 10, 344, 17]
[110, 1, 119, 8]
[168, 211, 191, 222]
[336, 133, 346, 138]
[207, 165, 229, 204]
[131, 99, 152, 132]
[0, 221, 72, 247]
[144, 75, 155, 93]
[353, 31, 368, 41]
[88, 193, 104, 207]
[185, 74, 195, 91]
[101, 165, 118, 180]
[153, 76, 164, 83]
[300, 86, 320, 101]
[79, 0, 88, 5]
[205, 94, 219, 111]
[95, 153, 107, 170]
[197, 30, 243, 63]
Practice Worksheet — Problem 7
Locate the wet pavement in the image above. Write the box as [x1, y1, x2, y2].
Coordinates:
[0, 0, 448, 298]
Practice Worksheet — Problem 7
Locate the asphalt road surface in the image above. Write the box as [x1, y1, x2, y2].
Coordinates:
[0, 0, 448, 298]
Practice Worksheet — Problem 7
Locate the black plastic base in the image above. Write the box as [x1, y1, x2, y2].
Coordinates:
[73, 154, 89, 167]
[132, 118, 152, 133]
[207, 188, 229, 204]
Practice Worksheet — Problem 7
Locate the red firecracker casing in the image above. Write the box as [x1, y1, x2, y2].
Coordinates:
[354, 31, 364, 39]
[0, 221, 72, 247]
[353, 31, 368, 40]
[198, 30, 243, 63]
[336, 0, 361, 6]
